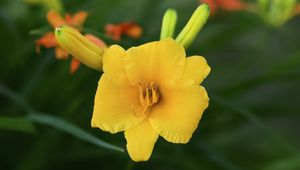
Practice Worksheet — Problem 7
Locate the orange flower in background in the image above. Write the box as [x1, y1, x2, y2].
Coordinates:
[36, 10, 106, 73]
[105, 22, 142, 41]
[296, 4, 300, 15]
[200, 0, 249, 15]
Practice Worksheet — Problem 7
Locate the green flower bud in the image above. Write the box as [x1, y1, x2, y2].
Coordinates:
[176, 4, 210, 49]
[160, 9, 177, 40]
[257, 0, 297, 27]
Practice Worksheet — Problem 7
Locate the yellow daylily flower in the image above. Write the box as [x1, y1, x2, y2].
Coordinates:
[55, 6, 211, 162]
[91, 38, 210, 161]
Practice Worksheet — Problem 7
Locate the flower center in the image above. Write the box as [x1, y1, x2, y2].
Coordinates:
[138, 82, 160, 107]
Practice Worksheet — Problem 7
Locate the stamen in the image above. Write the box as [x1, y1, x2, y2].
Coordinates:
[138, 82, 160, 108]
[134, 82, 160, 117]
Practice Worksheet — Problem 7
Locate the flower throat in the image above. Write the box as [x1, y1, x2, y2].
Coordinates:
[138, 82, 160, 107]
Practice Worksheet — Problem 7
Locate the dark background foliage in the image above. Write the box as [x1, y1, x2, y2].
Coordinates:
[1, 0, 300, 169]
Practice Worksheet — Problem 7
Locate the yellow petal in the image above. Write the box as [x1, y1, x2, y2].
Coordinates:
[124, 38, 185, 85]
[125, 120, 158, 162]
[182, 56, 211, 84]
[149, 83, 209, 143]
[92, 73, 146, 133]
[102, 45, 126, 74]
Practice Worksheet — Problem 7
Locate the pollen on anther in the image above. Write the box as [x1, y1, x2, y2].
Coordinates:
[138, 82, 160, 107]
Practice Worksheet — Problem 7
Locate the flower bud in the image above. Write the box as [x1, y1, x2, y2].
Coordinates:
[176, 4, 210, 48]
[257, 0, 297, 27]
[160, 9, 177, 40]
[55, 25, 105, 70]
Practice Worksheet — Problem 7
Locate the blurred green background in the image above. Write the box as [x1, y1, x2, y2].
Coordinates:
[1, 0, 300, 169]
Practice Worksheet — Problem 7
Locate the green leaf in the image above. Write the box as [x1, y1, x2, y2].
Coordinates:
[0, 116, 36, 133]
[0, 85, 32, 113]
[28, 113, 125, 152]
[263, 157, 300, 170]
[0, 85, 125, 153]
[29, 26, 52, 36]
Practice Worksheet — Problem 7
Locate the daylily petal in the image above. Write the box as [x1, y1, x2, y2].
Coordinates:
[122, 23, 142, 39]
[182, 56, 211, 84]
[125, 120, 159, 162]
[85, 34, 107, 48]
[201, 0, 248, 15]
[296, 4, 300, 15]
[69, 11, 89, 27]
[70, 57, 80, 74]
[105, 22, 142, 41]
[47, 10, 66, 28]
[92, 73, 146, 133]
[105, 24, 122, 41]
[36, 32, 57, 48]
[217, 0, 248, 11]
[149, 83, 209, 143]
[124, 38, 185, 85]
[55, 46, 69, 59]
[102, 45, 126, 74]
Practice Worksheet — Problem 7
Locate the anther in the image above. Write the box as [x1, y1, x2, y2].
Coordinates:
[138, 82, 160, 107]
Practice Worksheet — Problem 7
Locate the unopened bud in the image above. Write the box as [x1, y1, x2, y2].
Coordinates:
[160, 9, 177, 40]
[55, 25, 105, 70]
[176, 4, 210, 48]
